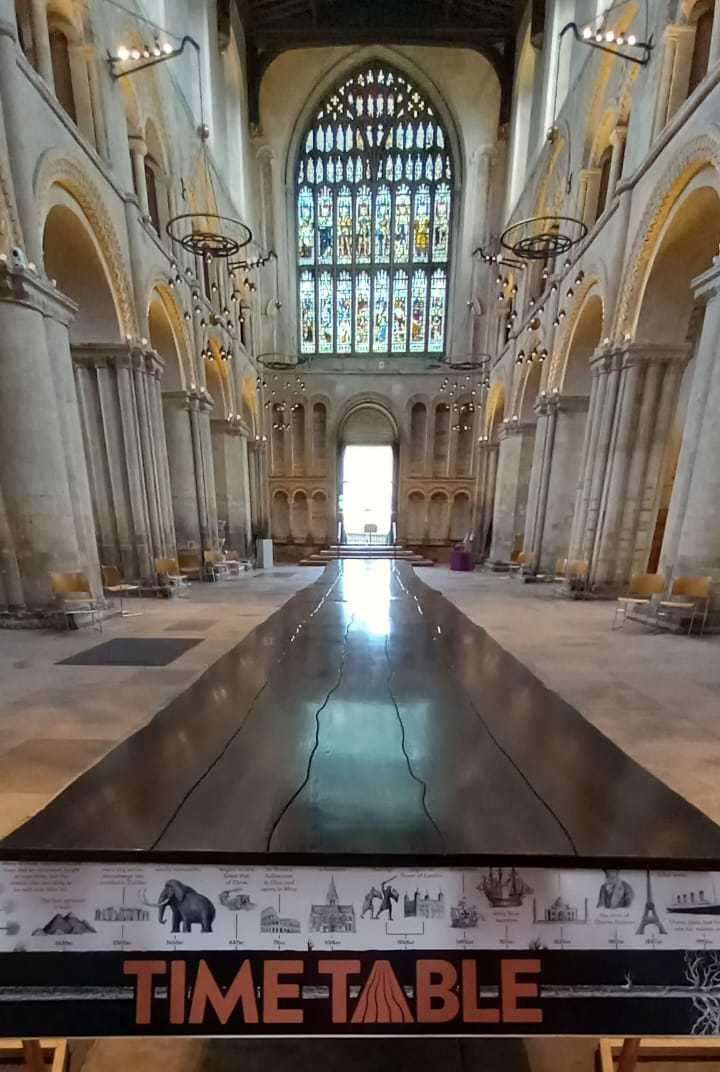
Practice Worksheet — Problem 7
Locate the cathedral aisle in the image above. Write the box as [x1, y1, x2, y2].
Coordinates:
[4, 560, 720, 857]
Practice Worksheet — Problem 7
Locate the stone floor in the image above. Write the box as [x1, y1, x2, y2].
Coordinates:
[58, 1035, 720, 1071]
[0, 567, 322, 839]
[422, 567, 720, 829]
[3, 564, 720, 1069]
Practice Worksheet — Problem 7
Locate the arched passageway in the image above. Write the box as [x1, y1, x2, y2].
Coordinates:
[575, 179, 720, 588]
[44, 192, 174, 582]
[338, 403, 398, 545]
[475, 384, 505, 558]
[526, 293, 600, 572]
[489, 361, 540, 564]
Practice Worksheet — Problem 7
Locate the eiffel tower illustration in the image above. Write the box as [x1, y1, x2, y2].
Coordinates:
[636, 871, 667, 935]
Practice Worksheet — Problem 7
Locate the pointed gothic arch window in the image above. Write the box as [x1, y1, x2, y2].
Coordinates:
[296, 64, 454, 357]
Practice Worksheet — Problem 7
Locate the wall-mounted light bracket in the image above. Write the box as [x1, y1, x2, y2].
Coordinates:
[563, 20, 653, 66]
[107, 34, 199, 80]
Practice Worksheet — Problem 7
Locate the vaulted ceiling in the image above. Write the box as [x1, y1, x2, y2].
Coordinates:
[233, 0, 525, 125]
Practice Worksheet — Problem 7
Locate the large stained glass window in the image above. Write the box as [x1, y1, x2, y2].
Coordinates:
[296, 64, 454, 357]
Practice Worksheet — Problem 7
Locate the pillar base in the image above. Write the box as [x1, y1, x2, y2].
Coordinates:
[0, 601, 113, 630]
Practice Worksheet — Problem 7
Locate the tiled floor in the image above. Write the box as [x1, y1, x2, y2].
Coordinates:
[420, 567, 720, 827]
[0, 568, 322, 839]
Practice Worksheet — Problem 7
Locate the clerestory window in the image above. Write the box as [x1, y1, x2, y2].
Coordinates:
[295, 64, 454, 358]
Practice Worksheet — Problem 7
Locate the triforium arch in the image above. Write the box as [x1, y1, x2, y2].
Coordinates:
[147, 282, 193, 390]
[551, 280, 605, 392]
[292, 55, 461, 361]
[43, 184, 123, 343]
[34, 150, 136, 335]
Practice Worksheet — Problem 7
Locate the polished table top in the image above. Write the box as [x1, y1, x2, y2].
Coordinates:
[5, 560, 720, 858]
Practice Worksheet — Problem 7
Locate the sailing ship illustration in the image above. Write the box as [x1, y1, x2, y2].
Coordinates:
[667, 876, 720, 916]
[478, 868, 532, 908]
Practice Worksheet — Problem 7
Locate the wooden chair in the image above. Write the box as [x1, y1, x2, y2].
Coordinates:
[508, 550, 536, 576]
[154, 557, 190, 596]
[101, 565, 142, 616]
[50, 571, 102, 631]
[223, 549, 249, 575]
[204, 549, 232, 582]
[612, 572, 666, 630]
[177, 550, 203, 580]
[656, 576, 712, 636]
[565, 558, 589, 589]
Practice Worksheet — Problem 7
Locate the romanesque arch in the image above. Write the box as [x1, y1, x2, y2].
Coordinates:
[35, 150, 136, 335]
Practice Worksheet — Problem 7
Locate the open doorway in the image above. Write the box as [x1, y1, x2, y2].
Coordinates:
[340, 445, 394, 545]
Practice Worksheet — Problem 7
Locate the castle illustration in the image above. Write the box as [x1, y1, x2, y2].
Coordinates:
[404, 888, 445, 920]
[309, 877, 356, 933]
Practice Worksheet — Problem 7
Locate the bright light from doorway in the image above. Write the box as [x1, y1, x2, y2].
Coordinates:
[342, 445, 394, 543]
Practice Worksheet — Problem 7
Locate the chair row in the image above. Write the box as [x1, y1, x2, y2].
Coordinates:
[613, 574, 713, 636]
[50, 551, 250, 628]
[509, 552, 589, 588]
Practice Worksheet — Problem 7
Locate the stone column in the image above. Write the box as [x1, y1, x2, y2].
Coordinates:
[607, 124, 627, 205]
[473, 440, 498, 558]
[45, 312, 102, 597]
[630, 357, 685, 576]
[0, 17, 42, 264]
[660, 262, 720, 579]
[575, 168, 602, 231]
[199, 397, 219, 549]
[523, 397, 555, 558]
[591, 352, 644, 585]
[489, 420, 536, 565]
[538, 395, 590, 571]
[567, 357, 604, 560]
[580, 350, 622, 567]
[709, 4, 720, 67]
[163, 391, 201, 550]
[29, 0, 53, 87]
[129, 136, 149, 218]
[84, 44, 108, 158]
[132, 349, 164, 560]
[115, 351, 153, 578]
[188, 396, 210, 551]
[74, 359, 121, 569]
[0, 263, 90, 607]
[0, 478, 23, 609]
[145, 357, 175, 555]
[662, 266, 720, 590]
[68, 43, 95, 146]
[212, 421, 251, 554]
[611, 359, 663, 582]
[653, 25, 695, 135]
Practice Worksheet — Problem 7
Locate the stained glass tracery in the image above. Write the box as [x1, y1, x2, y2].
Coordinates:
[296, 63, 453, 356]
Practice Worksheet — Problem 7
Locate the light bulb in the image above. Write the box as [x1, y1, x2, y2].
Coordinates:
[605, 30, 615, 42]
[582, 26, 592, 39]
[162, 41, 174, 54]
[627, 34, 637, 46]
[130, 48, 141, 60]
[117, 46, 130, 61]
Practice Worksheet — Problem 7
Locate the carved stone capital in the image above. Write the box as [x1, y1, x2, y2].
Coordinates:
[498, 419, 535, 440]
[0, 260, 77, 324]
[621, 342, 691, 368]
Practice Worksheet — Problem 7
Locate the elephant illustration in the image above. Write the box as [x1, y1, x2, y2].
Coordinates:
[158, 880, 216, 933]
